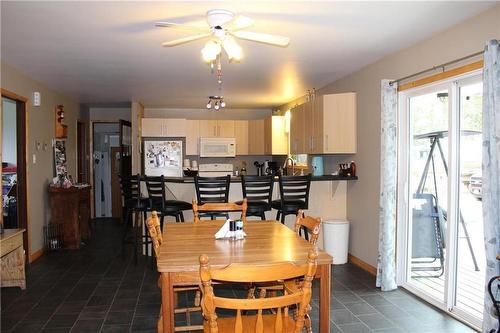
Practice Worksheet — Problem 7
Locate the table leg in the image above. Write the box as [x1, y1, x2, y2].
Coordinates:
[319, 263, 331, 333]
[161, 273, 174, 333]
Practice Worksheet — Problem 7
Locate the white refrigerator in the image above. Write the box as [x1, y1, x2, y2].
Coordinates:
[143, 139, 183, 177]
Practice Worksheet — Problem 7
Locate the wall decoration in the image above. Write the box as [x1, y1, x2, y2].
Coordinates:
[53, 139, 67, 177]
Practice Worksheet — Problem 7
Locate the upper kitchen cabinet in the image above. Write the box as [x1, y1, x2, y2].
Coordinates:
[291, 92, 357, 154]
[290, 104, 306, 154]
[264, 116, 288, 155]
[248, 119, 265, 155]
[234, 120, 249, 155]
[185, 120, 200, 155]
[199, 120, 235, 138]
[142, 118, 186, 137]
[316, 92, 357, 154]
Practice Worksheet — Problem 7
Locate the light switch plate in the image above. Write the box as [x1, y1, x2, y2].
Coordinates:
[33, 92, 41, 106]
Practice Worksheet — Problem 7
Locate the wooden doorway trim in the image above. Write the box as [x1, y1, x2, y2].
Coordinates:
[77, 120, 89, 183]
[1, 88, 30, 260]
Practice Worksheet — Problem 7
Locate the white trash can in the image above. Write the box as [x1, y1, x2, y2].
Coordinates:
[323, 219, 349, 264]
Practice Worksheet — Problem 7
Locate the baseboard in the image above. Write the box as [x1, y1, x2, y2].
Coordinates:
[29, 248, 44, 263]
[348, 253, 377, 276]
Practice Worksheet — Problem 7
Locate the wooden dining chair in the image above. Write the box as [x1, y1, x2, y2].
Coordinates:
[146, 211, 203, 332]
[192, 199, 248, 223]
[251, 211, 322, 332]
[199, 249, 318, 333]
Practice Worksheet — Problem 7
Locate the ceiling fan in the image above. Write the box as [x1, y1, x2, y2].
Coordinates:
[156, 9, 290, 62]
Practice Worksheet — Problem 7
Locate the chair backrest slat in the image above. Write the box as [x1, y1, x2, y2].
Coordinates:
[199, 250, 317, 333]
[119, 174, 141, 205]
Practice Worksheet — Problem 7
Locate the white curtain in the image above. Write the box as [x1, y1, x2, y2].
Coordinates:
[376, 80, 398, 291]
[482, 39, 500, 333]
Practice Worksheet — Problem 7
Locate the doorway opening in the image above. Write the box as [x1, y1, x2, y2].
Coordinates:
[92, 122, 121, 219]
[1, 91, 29, 257]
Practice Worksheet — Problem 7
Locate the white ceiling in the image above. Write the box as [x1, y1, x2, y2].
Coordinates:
[0, 1, 494, 109]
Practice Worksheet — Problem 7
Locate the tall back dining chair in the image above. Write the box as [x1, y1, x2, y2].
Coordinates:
[192, 199, 247, 223]
[239, 175, 274, 220]
[145, 175, 192, 225]
[119, 174, 150, 262]
[194, 175, 231, 220]
[199, 249, 318, 333]
[271, 174, 312, 225]
[294, 210, 322, 245]
[145, 211, 203, 332]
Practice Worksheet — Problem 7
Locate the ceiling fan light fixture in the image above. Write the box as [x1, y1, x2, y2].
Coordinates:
[201, 40, 221, 63]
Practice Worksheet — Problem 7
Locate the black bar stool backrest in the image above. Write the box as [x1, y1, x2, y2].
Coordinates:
[195, 175, 231, 204]
[145, 175, 166, 211]
[278, 174, 312, 208]
[119, 174, 141, 208]
[241, 175, 274, 204]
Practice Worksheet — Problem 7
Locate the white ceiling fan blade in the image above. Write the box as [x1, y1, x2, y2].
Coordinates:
[161, 33, 211, 47]
[231, 31, 290, 47]
[155, 21, 208, 32]
[225, 15, 254, 31]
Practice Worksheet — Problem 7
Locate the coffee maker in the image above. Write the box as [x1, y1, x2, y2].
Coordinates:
[265, 161, 280, 176]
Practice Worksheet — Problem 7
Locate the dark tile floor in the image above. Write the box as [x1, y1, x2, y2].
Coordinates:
[1, 219, 477, 333]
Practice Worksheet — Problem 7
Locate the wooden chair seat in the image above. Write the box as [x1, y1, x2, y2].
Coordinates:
[203, 313, 296, 333]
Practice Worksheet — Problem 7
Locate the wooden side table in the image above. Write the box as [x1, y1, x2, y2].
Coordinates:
[0, 228, 26, 289]
[48, 185, 91, 249]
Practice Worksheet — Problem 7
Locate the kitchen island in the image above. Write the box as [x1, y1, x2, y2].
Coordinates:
[157, 175, 357, 249]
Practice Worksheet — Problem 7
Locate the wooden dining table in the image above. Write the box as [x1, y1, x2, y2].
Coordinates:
[157, 220, 333, 333]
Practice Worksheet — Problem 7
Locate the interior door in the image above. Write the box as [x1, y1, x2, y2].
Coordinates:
[119, 120, 132, 177]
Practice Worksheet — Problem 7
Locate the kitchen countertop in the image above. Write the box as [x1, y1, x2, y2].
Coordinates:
[162, 175, 358, 183]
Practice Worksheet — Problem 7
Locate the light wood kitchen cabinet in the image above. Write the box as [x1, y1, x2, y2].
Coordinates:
[141, 118, 186, 137]
[248, 119, 265, 155]
[264, 116, 288, 155]
[290, 104, 306, 154]
[290, 92, 357, 154]
[234, 120, 249, 155]
[199, 120, 218, 138]
[217, 120, 235, 137]
[198, 120, 235, 138]
[185, 120, 199, 155]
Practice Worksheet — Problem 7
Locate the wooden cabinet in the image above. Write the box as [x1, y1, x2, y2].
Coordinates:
[248, 119, 265, 155]
[198, 120, 234, 138]
[290, 93, 357, 154]
[264, 116, 288, 155]
[234, 120, 249, 155]
[290, 104, 306, 154]
[142, 118, 186, 137]
[48, 186, 91, 249]
[185, 120, 199, 155]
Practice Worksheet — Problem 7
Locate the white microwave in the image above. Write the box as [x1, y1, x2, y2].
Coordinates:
[199, 137, 236, 157]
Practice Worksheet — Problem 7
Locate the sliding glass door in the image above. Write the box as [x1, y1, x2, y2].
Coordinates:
[398, 73, 484, 328]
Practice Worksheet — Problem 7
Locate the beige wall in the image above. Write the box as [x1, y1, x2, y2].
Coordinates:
[280, 5, 500, 267]
[1, 61, 80, 256]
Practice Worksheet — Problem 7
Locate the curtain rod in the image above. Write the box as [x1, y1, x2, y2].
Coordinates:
[389, 50, 484, 86]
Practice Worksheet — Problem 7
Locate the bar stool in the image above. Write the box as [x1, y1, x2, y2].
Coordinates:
[238, 175, 274, 220]
[271, 174, 312, 225]
[119, 174, 150, 263]
[144, 175, 191, 226]
[194, 175, 231, 220]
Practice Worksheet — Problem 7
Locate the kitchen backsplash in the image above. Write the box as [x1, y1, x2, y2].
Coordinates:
[185, 155, 274, 175]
